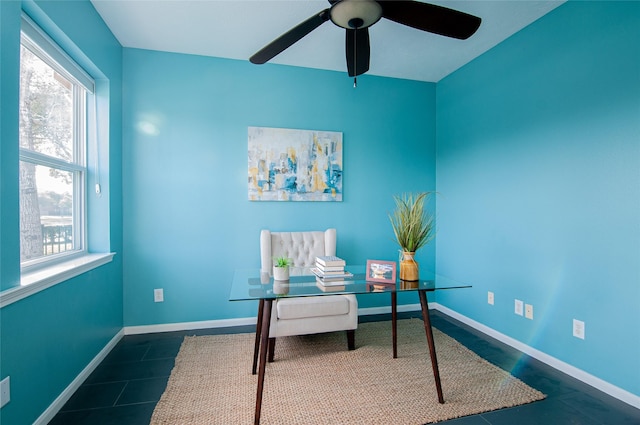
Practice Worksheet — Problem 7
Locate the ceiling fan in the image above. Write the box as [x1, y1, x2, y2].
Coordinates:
[250, 0, 481, 82]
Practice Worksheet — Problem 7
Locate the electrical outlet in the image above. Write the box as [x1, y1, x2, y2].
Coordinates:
[514, 299, 524, 316]
[487, 291, 494, 305]
[573, 319, 585, 339]
[525, 304, 534, 320]
[0, 376, 10, 408]
[154, 288, 164, 303]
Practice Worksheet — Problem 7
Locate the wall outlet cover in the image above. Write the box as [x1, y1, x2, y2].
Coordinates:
[488, 291, 495, 305]
[525, 304, 534, 320]
[0, 376, 10, 408]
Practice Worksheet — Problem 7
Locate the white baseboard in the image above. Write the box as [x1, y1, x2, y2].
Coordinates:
[433, 303, 640, 410]
[124, 317, 256, 335]
[35, 329, 124, 425]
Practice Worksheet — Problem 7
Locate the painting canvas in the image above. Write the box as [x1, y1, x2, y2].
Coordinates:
[248, 126, 343, 201]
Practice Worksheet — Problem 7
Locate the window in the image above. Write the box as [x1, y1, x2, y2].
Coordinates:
[19, 15, 94, 269]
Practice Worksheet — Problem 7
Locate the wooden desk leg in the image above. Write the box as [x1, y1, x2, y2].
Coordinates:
[252, 299, 264, 375]
[254, 299, 272, 425]
[418, 290, 445, 404]
[391, 292, 398, 359]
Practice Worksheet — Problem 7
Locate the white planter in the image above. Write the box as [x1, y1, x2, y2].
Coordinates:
[273, 266, 290, 281]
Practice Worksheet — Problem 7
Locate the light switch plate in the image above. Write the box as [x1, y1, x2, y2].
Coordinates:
[154, 288, 164, 303]
[515, 299, 524, 316]
[573, 319, 585, 339]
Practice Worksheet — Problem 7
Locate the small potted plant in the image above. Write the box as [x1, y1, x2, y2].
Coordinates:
[273, 256, 292, 281]
[389, 192, 435, 281]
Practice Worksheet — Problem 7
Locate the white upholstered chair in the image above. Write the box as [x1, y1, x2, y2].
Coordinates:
[260, 229, 358, 362]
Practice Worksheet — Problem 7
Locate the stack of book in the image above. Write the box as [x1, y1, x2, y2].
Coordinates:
[312, 256, 353, 287]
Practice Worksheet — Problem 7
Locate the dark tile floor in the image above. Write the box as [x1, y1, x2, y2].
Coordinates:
[49, 310, 640, 425]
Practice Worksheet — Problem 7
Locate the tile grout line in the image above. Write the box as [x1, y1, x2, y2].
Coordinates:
[112, 381, 129, 407]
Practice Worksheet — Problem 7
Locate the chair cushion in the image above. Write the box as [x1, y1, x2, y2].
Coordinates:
[276, 296, 350, 320]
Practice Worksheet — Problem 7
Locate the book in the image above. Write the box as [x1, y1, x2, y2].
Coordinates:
[314, 263, 345, 272]
[316, 281, 346, 292]
[310, 268, 353, 280]
[314, 267, 345, 275]
[315, 256, 346, 267]
[313, 273, 351, 282]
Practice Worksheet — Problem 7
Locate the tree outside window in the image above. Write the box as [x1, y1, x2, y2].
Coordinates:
[19, 36, 86, 265]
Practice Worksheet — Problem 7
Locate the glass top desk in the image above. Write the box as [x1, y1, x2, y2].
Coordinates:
[230, 266, 471, 425]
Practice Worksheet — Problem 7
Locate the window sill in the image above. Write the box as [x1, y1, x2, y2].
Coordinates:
[0, 253, 115, 308]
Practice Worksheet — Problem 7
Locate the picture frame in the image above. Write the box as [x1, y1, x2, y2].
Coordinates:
[366, 260, 397, 283]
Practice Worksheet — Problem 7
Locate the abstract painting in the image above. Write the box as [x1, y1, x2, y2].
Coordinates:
[248, 126, 343, 201]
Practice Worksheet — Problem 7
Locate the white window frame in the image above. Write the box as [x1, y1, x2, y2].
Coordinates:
[1, 13, 114, 309]
[18, 14, 93, 271]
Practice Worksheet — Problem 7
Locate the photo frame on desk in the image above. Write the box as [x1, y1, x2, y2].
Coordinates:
[366, 260, 396, 284]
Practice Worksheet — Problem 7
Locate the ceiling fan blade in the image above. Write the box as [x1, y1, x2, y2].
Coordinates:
[250, 9, 330, 64]
[346, 27, 370, 77]
[380, 1, 481, 40]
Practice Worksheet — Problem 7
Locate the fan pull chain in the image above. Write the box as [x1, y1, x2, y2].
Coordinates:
[353, 28, 357, 88]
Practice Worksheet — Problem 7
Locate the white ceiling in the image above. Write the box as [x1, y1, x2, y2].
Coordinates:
[91, 0, 565, 82]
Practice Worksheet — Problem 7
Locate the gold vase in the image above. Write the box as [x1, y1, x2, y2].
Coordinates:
[400, 280, 419, 290]
[400, 251, 419, 281]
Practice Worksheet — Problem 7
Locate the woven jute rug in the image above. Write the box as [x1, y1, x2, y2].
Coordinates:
[151, 318, 545, 424]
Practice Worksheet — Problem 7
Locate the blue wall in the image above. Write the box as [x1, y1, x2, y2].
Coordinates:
[435, 1, 640, 397]
[2, 0, 639, 423]
[122, 48, 437, 326]
[0, 1, 123, 424]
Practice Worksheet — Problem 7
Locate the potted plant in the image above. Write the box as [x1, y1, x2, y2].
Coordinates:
[273, 255, 292, 281]
[388, 192, 435, 281]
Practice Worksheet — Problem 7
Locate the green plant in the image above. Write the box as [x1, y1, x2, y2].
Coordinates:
[274, 256, 292, 268]
[389, 192, 435, 253]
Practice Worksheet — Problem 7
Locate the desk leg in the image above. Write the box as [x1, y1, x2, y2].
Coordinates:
[418, 290, 444, 404]
[252, 299, 264, 375]
[254, 299, 272, 425]
[391, 292, 397, 359]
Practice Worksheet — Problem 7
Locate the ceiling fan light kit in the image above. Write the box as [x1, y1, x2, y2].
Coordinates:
[330, 0, 383, 29]
[249, 0, 481, 83]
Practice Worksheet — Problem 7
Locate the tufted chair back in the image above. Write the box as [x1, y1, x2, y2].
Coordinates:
[260, 229, 336, 273]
